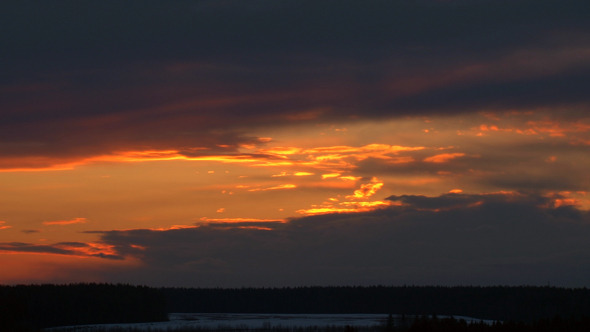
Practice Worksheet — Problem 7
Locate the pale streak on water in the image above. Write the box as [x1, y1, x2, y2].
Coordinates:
[44, 313, 495, 331]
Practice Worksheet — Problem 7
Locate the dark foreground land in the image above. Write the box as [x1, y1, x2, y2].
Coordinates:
[0, 284, 167, 331]
[3, 284, 590, 331]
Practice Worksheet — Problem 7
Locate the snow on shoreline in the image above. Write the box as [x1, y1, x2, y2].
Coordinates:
[44, 313, 495, 331]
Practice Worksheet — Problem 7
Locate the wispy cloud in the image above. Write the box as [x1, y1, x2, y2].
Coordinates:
[247, 184, 297, 192]
[43, 218, 88, 226]
[423, 153, 466, 164]
[0, 241, 122, 260]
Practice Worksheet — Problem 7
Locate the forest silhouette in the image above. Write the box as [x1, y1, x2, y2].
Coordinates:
[3, 284, 590, 331]
[0, 283, 167, 331]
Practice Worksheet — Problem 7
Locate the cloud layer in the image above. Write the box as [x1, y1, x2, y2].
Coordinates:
[62, 192, 590, 287]
[2, 0, 590, 168]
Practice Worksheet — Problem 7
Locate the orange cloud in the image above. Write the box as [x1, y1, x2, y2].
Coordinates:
[544, 191, 589, 210]
[553, 198, 578, 208]
[303, 144, 424, 158]
[1, 142, 425, 177]
[107, 151, 265, 164]
[294, 171, 314, 176]
[149, 225, 198, 231]
[526, 120, 590, 138]
[298, 201, 395, 216]
[479, 124, 500, 131]
[262, 147, 302, 155]
[248, 184, 297, 192]
[346, 177, 384, 199]
[297, 207, 360, 215]
[0, 156, 86, 172]
[472, 118, 590, 140]
[272, 171, 314, 177]
[0, 149, 271, 172]
[423, 153, 466, 163]
[253, 143, 423, 173]
[0, 221, 11, 230]
[66, 242, 119, 258]
[340, 176, 362, 181]
[298, 177, 393, 215]
[271, 171, 289, 177]
[43, 217, 88, 226]
[198, 217, 286, 224]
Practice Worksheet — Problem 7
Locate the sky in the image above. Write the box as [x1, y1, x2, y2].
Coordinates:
[1, 0, 590, 287]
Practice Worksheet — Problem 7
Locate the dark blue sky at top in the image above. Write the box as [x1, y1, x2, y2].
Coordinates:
[3, 0, 589, 111]
[2, 0, 589, 163]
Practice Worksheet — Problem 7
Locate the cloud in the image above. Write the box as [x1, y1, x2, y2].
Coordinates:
[386, 193, 488, 211]
[0, 221, 11, 230]
[198, 218, 286, 224]
[0, 241, 123, 260]
[84, 192, 590, 287]
[2, 1, 589, 169]
[346, 177, 384, 199]
[423, 153, 466, 163]
[247, 184, 297, 192]
[43, 217, 88, 226]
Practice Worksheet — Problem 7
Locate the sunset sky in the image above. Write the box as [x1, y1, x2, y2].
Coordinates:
[1, 0, 590, 287]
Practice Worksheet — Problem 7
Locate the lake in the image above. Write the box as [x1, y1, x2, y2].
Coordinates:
[45, 313, 494, 331]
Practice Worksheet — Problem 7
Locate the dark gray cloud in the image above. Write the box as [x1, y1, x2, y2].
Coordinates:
[21, 229, 40, 234]
[86, 192, 590, 287]
[1, 1, 589, 167]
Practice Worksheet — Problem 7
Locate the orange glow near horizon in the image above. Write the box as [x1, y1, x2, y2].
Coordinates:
[2, 112, 590, 283]
[0, 253, 141, 285]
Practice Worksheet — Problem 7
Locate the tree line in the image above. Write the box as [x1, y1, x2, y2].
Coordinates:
[0, 283, 168, 331]
[3, 284, 590, 331]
